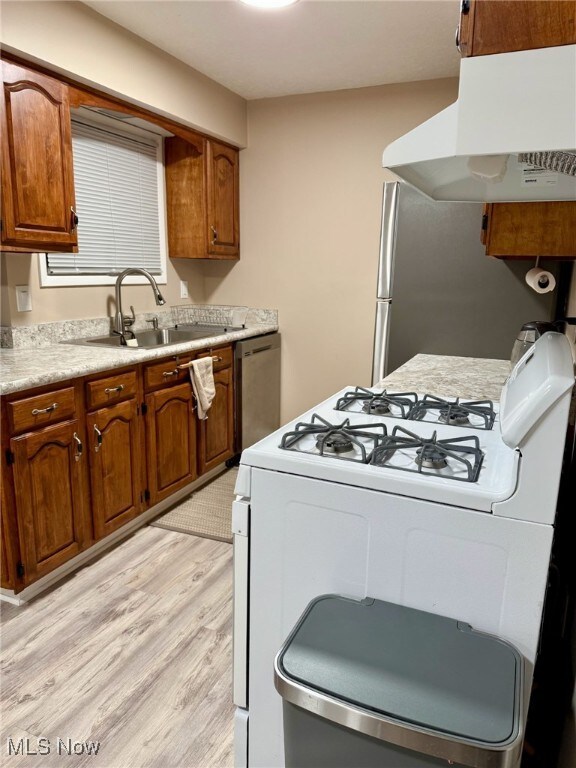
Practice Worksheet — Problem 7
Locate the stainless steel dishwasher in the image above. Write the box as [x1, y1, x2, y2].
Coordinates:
[235, 333, 281, 452]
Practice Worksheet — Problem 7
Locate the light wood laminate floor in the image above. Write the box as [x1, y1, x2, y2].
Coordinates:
[1, 527, 234, 768]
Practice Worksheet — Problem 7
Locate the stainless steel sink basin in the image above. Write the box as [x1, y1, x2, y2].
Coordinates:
[64, 324, 241, 349]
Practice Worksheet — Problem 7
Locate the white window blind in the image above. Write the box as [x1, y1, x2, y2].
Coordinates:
[46, 118, 163, 276]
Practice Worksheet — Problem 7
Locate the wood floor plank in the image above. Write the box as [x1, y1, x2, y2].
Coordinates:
[1, 527, 234, 768]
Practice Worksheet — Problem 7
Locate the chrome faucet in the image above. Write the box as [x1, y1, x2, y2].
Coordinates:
[113, 268, 166, 337]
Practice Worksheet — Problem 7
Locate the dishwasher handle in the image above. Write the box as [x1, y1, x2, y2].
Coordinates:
[241, 343, 273, 357]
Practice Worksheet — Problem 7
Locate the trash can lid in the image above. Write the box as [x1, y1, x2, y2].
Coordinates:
[277, 595, 523, 746]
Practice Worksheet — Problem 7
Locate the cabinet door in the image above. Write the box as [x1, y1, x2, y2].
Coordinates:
[1, 61, 78, 251]
[207, 140, 239, 259]
[1, 522, 14, 590]
[483, 202, 576, 258]
[145, 382, 197, 505]
[198, 366, 234, 475]
[165, 134, 207, 259]
[10, 420, 90, 585]
[1, 476, 15, 590]
[0, 456, 17, 590]
[459, 1, 576, 57]
[87, 400, 144, 541]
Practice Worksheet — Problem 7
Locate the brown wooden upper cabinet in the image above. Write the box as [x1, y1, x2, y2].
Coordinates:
[458, 0, 576, 57]
[482, 202, 576, 259]
[165, 135, 239, 260]
[207, 140, 240, 258]
[1, 61, 78, 252]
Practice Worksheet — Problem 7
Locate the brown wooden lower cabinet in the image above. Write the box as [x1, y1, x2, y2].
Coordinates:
[87, 399, 144, 541]
[1, 343, 236, 593]
[10, 419, 91, 586]
[1, 493, 15, 591]
[145, 381, 198, 505]
[198, 366, 234, 475]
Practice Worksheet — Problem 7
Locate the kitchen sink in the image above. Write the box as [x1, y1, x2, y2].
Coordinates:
[64, 324, 241, 349]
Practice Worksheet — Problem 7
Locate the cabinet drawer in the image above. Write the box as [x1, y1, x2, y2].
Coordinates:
[143, 354, 194, 392]
[195, 345, 233, 372]
[85, 370, 138, 410]
[7, 387, 76, 435]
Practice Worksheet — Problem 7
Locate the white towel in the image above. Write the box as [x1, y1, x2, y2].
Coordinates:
[190, 357, 216, 420]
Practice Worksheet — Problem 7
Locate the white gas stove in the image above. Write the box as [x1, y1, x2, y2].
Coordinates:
[232, 333, 574, 768]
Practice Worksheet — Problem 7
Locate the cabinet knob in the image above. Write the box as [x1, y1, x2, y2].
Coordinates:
[32, 402, 59, 416]
[163, 369, 180, 378]
[73, 432, 83, 461]
[455, 25, 461, 51]
[104, 385, 124, 394]
[94, 425, 103, 452]
[70, 207, 79, 231]
[210, 225, 218, 245]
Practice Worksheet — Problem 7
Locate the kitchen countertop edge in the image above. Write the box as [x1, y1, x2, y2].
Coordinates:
[0, 323, 279, 395]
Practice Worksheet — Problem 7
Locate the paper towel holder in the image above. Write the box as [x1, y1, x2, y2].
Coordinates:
[525, 256, 556, 294]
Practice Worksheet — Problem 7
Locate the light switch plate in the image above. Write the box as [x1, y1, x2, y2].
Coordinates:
[180, 280, 189, 299]
[15, 285, 32, 312]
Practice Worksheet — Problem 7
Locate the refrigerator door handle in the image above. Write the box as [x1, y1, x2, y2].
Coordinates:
[233, 499, 250, 709]
[372, 300, 392, 385]
[376, 182, 399, 299]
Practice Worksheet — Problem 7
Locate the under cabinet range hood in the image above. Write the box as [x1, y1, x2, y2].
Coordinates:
[382, 45, 576, 202]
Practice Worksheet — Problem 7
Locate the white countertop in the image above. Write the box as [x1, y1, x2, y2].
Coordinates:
[0, 323, 278, 395]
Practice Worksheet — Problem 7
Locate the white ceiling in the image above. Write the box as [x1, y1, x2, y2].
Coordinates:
[84, 0, 461, 100]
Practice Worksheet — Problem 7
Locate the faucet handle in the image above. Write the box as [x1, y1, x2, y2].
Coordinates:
[123, 305, 136, 329]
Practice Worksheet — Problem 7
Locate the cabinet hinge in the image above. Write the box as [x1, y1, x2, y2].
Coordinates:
[16, 562, 25, 579]
[144, 489, 151, 502]
[5, 450, 15, 466]
[141, 403, 148, 416]
[481, 213, 489, 231]
[461, 0, 470, 13]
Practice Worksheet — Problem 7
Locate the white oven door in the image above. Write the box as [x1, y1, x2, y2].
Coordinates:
[246, 467, 553, 768]
[232, 498, 250, 709]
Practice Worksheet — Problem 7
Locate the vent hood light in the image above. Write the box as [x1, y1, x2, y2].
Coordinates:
[383, 45, 576, 202]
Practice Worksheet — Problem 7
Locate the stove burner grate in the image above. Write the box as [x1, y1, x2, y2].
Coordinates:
[408, 395, 496, 430]
[371, 426, 484, 482]
[335, 387, 418, 418]
[280, 413, 387, 463]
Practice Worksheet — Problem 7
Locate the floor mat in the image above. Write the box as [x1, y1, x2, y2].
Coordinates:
[150, 468, 238, 543]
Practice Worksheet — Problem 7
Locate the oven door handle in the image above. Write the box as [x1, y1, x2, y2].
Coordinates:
[232, 498, 250, 709]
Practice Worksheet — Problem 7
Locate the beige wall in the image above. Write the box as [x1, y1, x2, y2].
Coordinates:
[204, 79, 459, 421]
[0, 252, 206, 327]
[1, 1, 247, 146]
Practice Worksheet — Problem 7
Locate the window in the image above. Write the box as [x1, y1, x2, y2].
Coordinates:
[40, 112, 168, 287]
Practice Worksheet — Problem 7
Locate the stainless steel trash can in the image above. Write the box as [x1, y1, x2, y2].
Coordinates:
[274, 595, 524, 768]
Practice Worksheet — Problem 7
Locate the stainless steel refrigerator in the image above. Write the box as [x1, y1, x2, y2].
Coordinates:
[372, 181, 559, 384]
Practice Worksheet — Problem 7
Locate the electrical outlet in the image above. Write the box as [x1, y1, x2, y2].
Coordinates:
[15, 285, 32, 312]
[180, 280, 189, 299]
